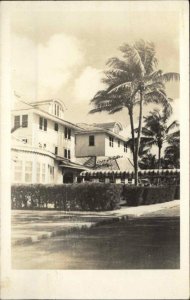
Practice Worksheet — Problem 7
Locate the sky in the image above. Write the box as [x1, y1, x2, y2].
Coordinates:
[11, 1, 180, 134]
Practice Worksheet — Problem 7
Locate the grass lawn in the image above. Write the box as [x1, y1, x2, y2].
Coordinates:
[12, 215, 179, 269]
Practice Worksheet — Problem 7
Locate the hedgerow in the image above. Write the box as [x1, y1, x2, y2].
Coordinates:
[11, 183, 123, 211]
[11, 183, 179, 210]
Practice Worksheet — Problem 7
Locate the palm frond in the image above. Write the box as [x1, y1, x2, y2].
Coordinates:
[89, 107, 104, 114]
[106, 57, 128, 70]
[108, 81, 132, 94]
[166, 120, 179, 133]
[162, 72, 180, 82]
[108, 106, 124, 114]
[141, 127, 155, 137]
[144, 69, 163, 81]
[119, 43, 145, 76]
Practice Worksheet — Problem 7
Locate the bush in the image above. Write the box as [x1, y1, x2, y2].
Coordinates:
[122, 185, 177, 206]
[174, 185, 180, 200]
[143, 185, 176, 205]
[122, 186, 144, 206]
[11, 183, 123, 211]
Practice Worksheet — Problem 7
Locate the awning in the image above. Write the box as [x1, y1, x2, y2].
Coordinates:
[58, 159, 89, 171]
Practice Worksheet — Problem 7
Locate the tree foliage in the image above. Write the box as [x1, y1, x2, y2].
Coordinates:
[90, 39, 180, 184]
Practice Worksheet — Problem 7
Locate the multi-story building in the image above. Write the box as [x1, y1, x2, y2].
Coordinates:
[11, 98, 133, 184]
[11, 98, 88, 184]
[75, 122, 128, 158]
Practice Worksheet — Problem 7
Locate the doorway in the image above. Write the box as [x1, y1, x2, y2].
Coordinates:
[63, 172, 74, 183]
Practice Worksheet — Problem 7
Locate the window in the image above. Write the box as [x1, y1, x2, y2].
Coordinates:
[14, 160, 22, 181]
[42, 163, 46, 183]
[54, 123, 58, 131]
[39, 117, 47, 131]
[64, 127, 71, 139]
[14, 116, 20, 128]
[44, 119, 47, 131]
[118, 140, 120, 147]
[124, 142, 127, 152]
[39, 117, 43, 130]
[22, 138, 27, 144]
[36, 162, 41, 183]
[89, 135, 95, 146]
[22, 115, 28, 127]
[54, 103, 61, 117]
[25, 161, 32, 183]
[64, 149, 71, 159]
[48, 165, 54, 182]
[55, 147, 58, 155]
[109, 136, 114, 147]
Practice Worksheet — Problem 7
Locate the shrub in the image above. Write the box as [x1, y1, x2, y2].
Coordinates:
[143, 185, 176, 205]
[122, 185, 177, 206]
[122, 186, 144, 206]
[174, 185, 180, 200]
[11, 183, 123, 211]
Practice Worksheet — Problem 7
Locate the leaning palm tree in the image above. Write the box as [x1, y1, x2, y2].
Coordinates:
[141, 109, 179, 169]
[90, 39, 180, 185]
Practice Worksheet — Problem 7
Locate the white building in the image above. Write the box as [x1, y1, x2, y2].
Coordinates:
[11, 98, 133, 184]
[75, 122, 128, 158]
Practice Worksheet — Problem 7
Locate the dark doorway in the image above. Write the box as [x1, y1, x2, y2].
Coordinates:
[63, 172, 74, 183]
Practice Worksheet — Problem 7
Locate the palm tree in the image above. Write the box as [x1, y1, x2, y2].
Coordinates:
[90, 39, 180, 185]
[139, 153, 157, 170]
[141, 109, 179, 169]
[164, 130, 180, 168]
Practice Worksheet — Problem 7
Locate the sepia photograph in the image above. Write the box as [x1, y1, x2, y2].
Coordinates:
[0, 0, 189, 299]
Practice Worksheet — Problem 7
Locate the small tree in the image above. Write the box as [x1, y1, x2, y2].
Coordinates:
[164, 130, 180, 168]
[141, 109, 179, 169]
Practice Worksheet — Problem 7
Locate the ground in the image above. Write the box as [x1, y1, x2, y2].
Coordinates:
[12, 200, 180, 270]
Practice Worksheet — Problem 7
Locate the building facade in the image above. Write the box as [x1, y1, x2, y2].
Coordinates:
[11, 98, 132, 184]
[75, 122, 128, 158]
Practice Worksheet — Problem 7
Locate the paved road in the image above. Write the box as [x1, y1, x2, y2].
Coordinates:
[12, 210, 180, 269]
[12, 200, 180, 245]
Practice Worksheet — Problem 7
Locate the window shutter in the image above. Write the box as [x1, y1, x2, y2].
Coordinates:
[44, 119, 47, 131]
[14, 116, 20, 128]
[22, 115, 28, 127]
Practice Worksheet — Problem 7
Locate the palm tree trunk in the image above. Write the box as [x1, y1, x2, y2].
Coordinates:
[158, 146, 161, 169]
[128, 107, 135, 167]
[135, 89, 143, 186]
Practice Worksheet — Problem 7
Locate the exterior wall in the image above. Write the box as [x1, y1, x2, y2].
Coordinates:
[75, 133, 106, 157]
[31, 113, 75, 160]
[35, 101, 64, 119]
[11, 149, 63, 184]
[11, 110, 33, 145]
[75, 132, 129, 158]
[104, 134, 128, 157]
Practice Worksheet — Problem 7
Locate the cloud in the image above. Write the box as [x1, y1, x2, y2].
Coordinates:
[12, 33, 84, 101]
[73, 66, 105, 103]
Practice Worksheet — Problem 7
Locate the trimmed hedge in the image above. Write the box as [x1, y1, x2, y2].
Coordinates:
[174, 185, 180, 200]
[122, 186, 144, 206]
[11, 183, 123, 211]
[143, 185, 176, 205]
[11, 183, 179, 210]
[123, 185, 177, 206]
